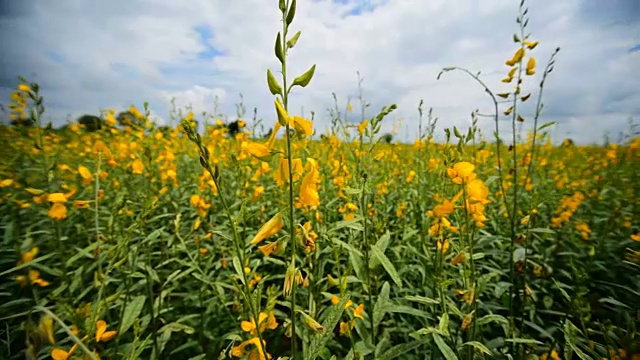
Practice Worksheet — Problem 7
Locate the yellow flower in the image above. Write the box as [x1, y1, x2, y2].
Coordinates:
[357, 120, 369, 136]
[251, 185, 265, 201]
[526, 57, 536, 76]
[274, 157, 303, 186]
[19, 247, 39, 265]
[51, 345, 78, 360]
[129, 105, 144, 119]
[330, 295, 353, 309]
[131, 159, 145, 174]
[73, 200, 91, 209]
[38, 315, 55, 345]
[450, 252, 467, 265]
[431, 200, 455, 218]
[466, 179, 490, 204]
[540, 349, 561, 360]
[17, 269, 50, 287]
[47, 193, 67, 203]
[231, 337, 271, 360]
[95, 320, 117, 342]
[524, 40, 539, 49]
[437, 239, 450, 253]
[0, 179, 14, 188]
[405, 170, 416, 183]
[250, 211, 284, 245]
[258, 241, 280, 257]
[352, 304, 365, 319]
[242, 141, 274, 162]
[49, 203, 67, 220]
[105, 112, 117, 126]
[240, 312, 278, 336]
[297, 158, 320, 209]
[93, 140, 113, 159]
[18, 84, 31, 93]
[447, 162, 476, 184]
[631, 233, 640, 242]
[505, 47, 524, 66]
[78, 165, 93, 185]
[292, 116, 314, 138]
[339, 321, 354, 336]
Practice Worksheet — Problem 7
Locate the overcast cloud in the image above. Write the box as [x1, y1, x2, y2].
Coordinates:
[1, 0, 638, 144]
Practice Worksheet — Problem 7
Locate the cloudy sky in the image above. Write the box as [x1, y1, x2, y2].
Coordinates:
[1, 0, 638, 144]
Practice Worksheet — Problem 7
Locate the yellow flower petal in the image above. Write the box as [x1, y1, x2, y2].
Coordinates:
[96, 320, 107, 342]
[250, 211, 284, 245]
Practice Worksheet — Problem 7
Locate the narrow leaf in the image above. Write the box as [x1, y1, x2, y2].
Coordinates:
[371, 244, 402, 288]
[373, 282, 390, 329]
[377, 340, 423, 360]
[120, 296, 146, 334]
[291, 64, 316, 88]
[287, 31, 301, 49]
[433, 334, 458, 360]
[267, 69, 283, 96]
[306, 295, 350, 360]
[286, 0, 296, 25]
[275, 33, 284, 64]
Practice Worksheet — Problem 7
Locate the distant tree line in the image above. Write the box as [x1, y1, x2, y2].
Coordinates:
[70, 110, 247, 138]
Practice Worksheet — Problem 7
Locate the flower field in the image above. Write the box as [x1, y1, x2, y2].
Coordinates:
[1, 1, 639, 360]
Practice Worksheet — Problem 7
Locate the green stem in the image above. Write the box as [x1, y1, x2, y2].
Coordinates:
[361, 176, 375, 344]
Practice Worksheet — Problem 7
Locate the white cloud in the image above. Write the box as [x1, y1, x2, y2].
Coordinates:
[1, 0, 638, 144]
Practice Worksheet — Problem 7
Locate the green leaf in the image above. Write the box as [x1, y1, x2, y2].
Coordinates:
[504, 338, 543, 345]
[462, 341, 492, 356]
[537, 121, 556, 131]
[287, 31, 301, 49]
[476, 314, 508, 327]
[232, 256, 245, 285]
[332, 238, 363, 257]
[291, 64, 316, 88]
[413, 327, 446, 337]
[453, 126, 462, 138]
[373, 282, 390, 329]
[405, 295, 439, 305]
[267, 69, 283, 96]
[286, 0, 296, 25]
[349, 250, 363, 285]
[120, 295, 146, 334]
[306, 295, 350, 360]
[598, 297, 630, 309]
[438, 313, 450, 334]
[328, 217, 363, 233]
[342, 187, 363, 195]
[275, 32, 284, 64]
[159, 322, 195, 335]
[384, 304, 429, 318]
[371, 244, 402, 288]
[376, 340, 423, 360]
[370, 231, 391, 269]
[433, 334, 458, 360]
[529, 228, 555, 234]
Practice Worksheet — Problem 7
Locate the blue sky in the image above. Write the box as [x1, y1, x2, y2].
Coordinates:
[1, 0, 639, 144]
